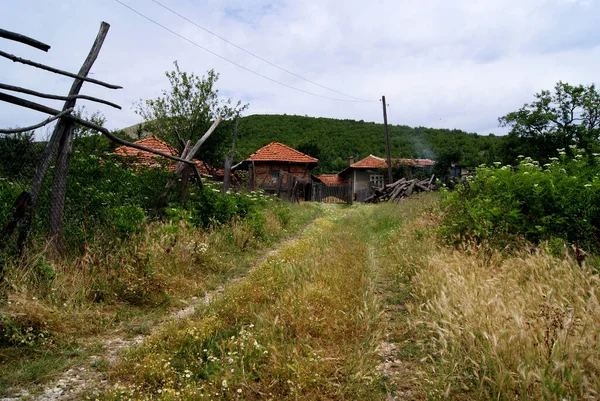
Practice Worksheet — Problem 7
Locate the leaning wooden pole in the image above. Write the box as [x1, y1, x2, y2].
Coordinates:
[48, 22, 111, 250]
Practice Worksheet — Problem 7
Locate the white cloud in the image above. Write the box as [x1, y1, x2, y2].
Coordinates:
[1, 0, 599, 138]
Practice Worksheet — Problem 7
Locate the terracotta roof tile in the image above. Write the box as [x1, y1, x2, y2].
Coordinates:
[347, 155, 435, 170]
[247, 142, 318, 164]
[114, 136, 218, 175]
[114, 136, 179, 165]
[350, 154, 388, 169]
[314, 174, 346, 185]
[393, 158, 435, 167]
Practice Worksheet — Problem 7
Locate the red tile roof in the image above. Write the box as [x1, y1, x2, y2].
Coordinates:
[114, 136, 215, 175]
[314, 174, 346, 185]
[247, 142, 318, 164]
[350, 154, 388, 169]
[344, 155, 435, 171]
[114, 136, 179, 164]
[393, 158, 435, 167]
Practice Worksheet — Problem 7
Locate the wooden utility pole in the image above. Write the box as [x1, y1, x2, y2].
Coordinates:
[382, 95, 393, 184]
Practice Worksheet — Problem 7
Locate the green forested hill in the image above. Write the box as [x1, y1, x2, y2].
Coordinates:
[234, 114, 504, 174]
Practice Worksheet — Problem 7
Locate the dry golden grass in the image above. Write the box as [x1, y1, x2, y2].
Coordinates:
[411, 243, 600, 399]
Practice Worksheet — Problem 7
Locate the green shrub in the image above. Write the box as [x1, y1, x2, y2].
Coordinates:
[108, 205, 146, 237]
[0, 314, 51, 347]
[188, 186, 271, 228]
[0, 178, 26, 228]
[441, 148, 600, 251]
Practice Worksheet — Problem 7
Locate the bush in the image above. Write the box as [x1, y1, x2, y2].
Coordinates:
[441, 148, 600, 252]
[108, 205, 146, 237]
[0, 178, 25, 229]
[188, 186, 271, 228]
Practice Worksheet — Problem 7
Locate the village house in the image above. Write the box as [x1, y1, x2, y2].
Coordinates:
[232, 142, 318, 192]
[315, 155, 435, 201]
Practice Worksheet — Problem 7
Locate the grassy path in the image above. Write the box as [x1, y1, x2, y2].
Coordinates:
[92, 205, 373, 399]
[92, 199, 437, 401]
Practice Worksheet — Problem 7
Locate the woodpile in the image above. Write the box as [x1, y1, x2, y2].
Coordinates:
[365, 176, 436, 203]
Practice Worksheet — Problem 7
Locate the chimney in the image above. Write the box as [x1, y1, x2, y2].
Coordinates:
[348, 156, 355, 166]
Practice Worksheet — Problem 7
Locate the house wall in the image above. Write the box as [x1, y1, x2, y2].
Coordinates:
[253, 162, 312, 187]
[353, 170, 372, 193]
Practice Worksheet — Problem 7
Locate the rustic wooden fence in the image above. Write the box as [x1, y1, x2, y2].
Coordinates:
[311, 183, 353, 204]
[253, 172, 312, 203]
[0, 22, 200, 254]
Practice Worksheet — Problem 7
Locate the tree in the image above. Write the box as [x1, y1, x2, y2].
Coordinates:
[0, 131, 40, 179]
[135, 62, 248, 166]
[499, 82, 600, 163]
[71, 107, 112, 156]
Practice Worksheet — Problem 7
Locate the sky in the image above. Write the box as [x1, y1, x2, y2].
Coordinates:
[1, 0, 599, 138]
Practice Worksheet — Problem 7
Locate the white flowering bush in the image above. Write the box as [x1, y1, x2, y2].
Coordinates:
[441, 149, 600, 251]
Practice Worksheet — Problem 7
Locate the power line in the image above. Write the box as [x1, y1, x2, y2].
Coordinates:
[114, 0, 376, 103]
[149, 0, 374, 103]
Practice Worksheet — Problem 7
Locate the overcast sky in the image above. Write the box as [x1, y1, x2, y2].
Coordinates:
[1, 0, 599, 138]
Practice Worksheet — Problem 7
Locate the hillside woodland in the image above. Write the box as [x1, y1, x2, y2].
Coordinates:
[232, 114, 504, 174]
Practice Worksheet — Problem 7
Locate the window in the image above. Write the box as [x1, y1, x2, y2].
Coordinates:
[370, 174, 384, 189]
[270, 171, 279, 183]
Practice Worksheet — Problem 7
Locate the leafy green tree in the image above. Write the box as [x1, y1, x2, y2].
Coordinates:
[135, 61, 248, 166]
[499, 82, 600, 163]
[0, 131, 40, 179]
[71, 107, 114, 156]
[433, 149, 462, 179]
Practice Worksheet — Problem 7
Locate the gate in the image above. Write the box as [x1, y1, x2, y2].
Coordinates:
[311, 183, 353, 204]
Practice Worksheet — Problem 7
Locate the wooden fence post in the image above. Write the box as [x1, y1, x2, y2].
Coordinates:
[50, 22, 111, 252]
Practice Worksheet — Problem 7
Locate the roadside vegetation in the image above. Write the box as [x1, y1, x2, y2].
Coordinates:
[394, 157, 600, 399]
[0, 151, 320, 394]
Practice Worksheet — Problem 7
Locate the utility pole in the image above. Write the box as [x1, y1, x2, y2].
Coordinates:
[382, 95, 393, 184]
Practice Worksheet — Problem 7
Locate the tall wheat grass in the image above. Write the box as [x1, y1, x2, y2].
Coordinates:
[411, 245, 600, 400]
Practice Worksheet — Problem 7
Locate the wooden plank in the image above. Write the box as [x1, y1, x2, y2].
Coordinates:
[0, 91, 196, 165]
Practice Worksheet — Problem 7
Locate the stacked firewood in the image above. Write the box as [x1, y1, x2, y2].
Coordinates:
[364, 176, 436, 203]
